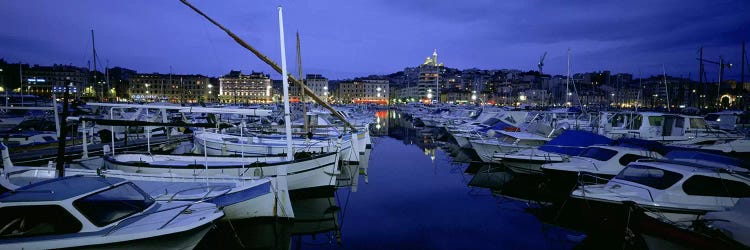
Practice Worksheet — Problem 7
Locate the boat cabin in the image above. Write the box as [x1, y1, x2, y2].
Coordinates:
[0, 176, 154, 238]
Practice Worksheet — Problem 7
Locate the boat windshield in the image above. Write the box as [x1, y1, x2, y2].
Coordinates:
[614, 164, 683, 190]
[689, 118, 708, 129]
[73, 183, 155, 227]
[578, 147, 618, 161]
[481, 118, 500, 126]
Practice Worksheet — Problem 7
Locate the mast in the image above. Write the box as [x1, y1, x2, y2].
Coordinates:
[566, 48, 570, 106]
[742, 42, 746, 95]
[278, 6, 293, 161]
[663, 64, 670, 112]
[18, 62, 22, 106]
[91, 30, 98, 101]
[106, 60, 110, 101]
[636, 70, 642, 112]
[297, 32, 308, 134]
[179, 0, 357, 131]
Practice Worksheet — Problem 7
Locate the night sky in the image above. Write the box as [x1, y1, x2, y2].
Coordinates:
[1, 0, 748, 80]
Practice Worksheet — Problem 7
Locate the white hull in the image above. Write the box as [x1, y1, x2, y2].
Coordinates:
[470, 140, 528, 163]
[103, 152, 340, 191]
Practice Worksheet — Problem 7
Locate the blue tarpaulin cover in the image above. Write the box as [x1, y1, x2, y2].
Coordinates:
[538, 130, 612, 156]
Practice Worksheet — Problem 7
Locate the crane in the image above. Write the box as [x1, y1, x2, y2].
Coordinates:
[538, 51, 547, 75]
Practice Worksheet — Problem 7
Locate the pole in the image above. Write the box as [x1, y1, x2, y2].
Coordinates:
[740, 41, 745, 93]
[55, 83, 71, 177]
[19, 64, 23, 106]
[179, 0, 357, 131]
[718, 57, 723, 109]
[0, 68, 5, 107]
[278, 6, 293, 162]
[699, 47, 703, 98]
[91, 30, 98, 101]
[297, 32, 309, 134]
[662, 64, 670, 112]
[566, 48, 570, 106]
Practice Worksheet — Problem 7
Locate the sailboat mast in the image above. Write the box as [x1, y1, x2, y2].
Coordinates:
[566, 49, 572, 106]
[662, 64, 670, 112]
[297, 32, 309, 133]
[91, 30, 98, 101]
[19, 62, 22, 106]
[278, 6, 294, 161]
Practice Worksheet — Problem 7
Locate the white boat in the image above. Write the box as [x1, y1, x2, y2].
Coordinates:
[0, 175, 223, 249]
[0, 143, 293, 220]
[192, 129, 359, 164]
[493, 130, 612, 175]
[570, 151, 750, 224]
[597, 112, 743, 145]
[469, 130, 552, 163]
[102, 151, 340, 191]
[541, 144, 663, 188]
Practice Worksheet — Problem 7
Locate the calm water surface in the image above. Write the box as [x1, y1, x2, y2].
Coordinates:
[198, 111, 582, 249]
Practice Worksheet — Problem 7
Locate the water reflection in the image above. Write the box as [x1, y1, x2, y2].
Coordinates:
[197, 110, 588, 249]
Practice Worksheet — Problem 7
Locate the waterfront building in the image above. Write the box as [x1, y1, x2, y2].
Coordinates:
[302, 74, 329, 102]
[336, 80, 389, 104]
[218, 71, 274, 104]
[129, 73, 212, 103]
[21, 64, 89, 98]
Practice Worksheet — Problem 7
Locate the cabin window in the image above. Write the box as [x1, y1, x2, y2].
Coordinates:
[648, 116, 663, 127]
[74, 183, 155, 227]
[42, 136, 56, 142]
[578, 147, 618, 161]
[682, 175, 750, 197]
[0, 205, 81, 238]
[618, 154, 647, 166]
[629, 115, 643, 130]
[689, 118, 708, 129]
[615, 164, 683, 190]
[611, 114, 642, 130]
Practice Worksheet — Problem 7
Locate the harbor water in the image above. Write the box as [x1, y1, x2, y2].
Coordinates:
[196, 110, 584, 249]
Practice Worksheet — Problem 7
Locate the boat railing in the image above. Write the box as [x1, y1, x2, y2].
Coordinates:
[601, 179, 656, 203]
[166, 184, 233, 202]
[105, 200, 212, 235]
[576, 172, 609, 186]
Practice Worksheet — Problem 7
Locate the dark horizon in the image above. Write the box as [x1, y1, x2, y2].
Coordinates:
[1, 0, 748, 81]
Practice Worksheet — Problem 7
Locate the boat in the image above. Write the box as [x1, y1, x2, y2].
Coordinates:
[625, 198, 750, 250]
[0, 175, 223, 249]
[493, 130, 612, 175]
[570, 150, 750, 224]
[0, 142, 294, 220]
[469, 128, 553, 163]
[541, 141, 664, 190]
[102, 151, 340, 191]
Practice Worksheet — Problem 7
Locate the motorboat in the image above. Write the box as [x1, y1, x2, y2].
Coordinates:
[0, 176, 223, 249]
[541, 142, 664, 189]
[493, 130, 612, 175]
[570, 151, 750, 224]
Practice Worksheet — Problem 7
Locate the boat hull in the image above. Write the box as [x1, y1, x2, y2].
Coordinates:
[103, 152, 339, 191]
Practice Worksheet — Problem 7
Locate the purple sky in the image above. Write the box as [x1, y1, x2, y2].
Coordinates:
[1, 0, 748, 80]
